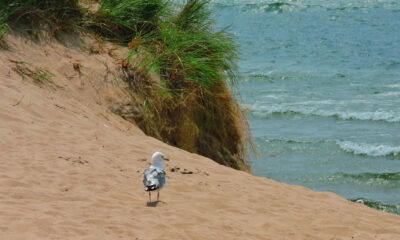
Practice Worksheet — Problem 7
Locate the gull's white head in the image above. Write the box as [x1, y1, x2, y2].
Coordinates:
[151, 152, 164, 169]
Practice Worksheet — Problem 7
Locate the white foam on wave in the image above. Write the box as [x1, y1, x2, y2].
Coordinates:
[332, 110, 400, 122]
[252, 103, 400, 122]
[337, 141, 400, 157]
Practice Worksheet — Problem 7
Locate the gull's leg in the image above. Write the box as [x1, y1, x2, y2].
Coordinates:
[149, 192, 151, 202]
[157, 192, 160, 201]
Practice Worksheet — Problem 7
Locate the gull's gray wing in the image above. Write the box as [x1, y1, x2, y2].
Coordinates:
[143, 168, 166, 191]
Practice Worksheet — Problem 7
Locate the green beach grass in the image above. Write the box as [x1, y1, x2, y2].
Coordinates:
[0, 0, 252, 170]
[0, 0, 84, 35]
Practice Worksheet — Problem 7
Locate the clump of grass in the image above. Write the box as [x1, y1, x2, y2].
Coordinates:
[89, 0, 167, 43]
[10, 60, 55, 85]
[133, 0, 238, 88]
[119, 64, 251, 170]
[0, 0, 84, 35]
[113, 0, 252, 170]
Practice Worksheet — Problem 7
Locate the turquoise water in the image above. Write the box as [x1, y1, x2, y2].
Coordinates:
[211, 0, 400, 214]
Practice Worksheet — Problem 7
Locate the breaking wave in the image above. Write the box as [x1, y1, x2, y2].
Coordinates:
[337, 141, 400, 157]
[252, 105, 400, 123]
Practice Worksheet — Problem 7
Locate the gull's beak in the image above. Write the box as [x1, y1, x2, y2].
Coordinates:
[164, 157, 170, 161]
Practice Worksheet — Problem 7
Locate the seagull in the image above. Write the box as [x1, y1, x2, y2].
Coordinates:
[143, 152, 166, 202]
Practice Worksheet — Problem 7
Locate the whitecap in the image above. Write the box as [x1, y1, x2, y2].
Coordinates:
[251, 103, 400, 123]
[337, 141, 400, 157]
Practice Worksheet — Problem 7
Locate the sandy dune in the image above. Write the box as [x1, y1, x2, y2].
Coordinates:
[0, 34, 399, 240]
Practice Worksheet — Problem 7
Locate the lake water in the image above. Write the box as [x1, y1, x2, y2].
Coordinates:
[211, 0, 400, 214]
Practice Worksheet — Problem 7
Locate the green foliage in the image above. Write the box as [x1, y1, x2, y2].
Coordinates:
[155, 23, 238, 88]
[133, 0, 238, 89]
[0, 0, 83, 32]
[90, 0, 168, 42]
[173, 0, 211, 32]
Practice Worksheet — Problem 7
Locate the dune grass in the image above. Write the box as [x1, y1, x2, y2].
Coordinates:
[89, 0, 168, 43]
[0, 0, 83, 35]
[112, 0, 252, 170]
[126, 0, 238, 88]
[0, 0, 253, 170]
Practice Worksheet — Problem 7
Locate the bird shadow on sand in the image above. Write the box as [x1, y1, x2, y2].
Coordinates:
[146, 201, 167, 207]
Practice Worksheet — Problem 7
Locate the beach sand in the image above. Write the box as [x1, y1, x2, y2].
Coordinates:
[0, 34, 399, 240]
